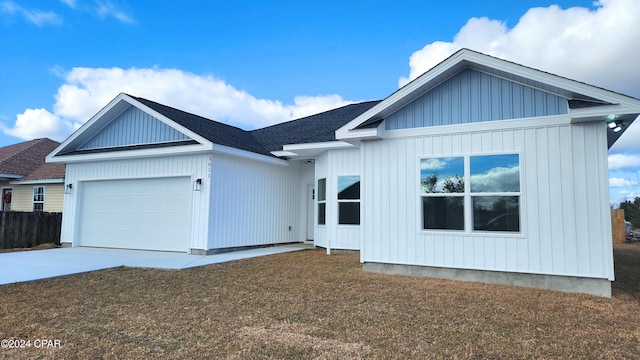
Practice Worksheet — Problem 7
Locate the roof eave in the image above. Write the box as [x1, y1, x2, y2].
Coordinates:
[272, 141, 357, 159]
[10, 178, 64, 185]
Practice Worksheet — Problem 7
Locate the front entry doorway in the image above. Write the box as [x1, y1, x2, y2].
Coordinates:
[1, 188, 12, 211]
[306, 185, 315, 241]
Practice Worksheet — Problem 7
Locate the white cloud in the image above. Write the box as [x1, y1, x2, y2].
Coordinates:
[0, 1, 62, 26]
[609, 177, 637, 187]
[3, 66, 354, 141]
[470, 166, 520, 193]
[608, 154, 640, 170]
[421, 158, 448, 170]
[398, 0, 640, 98]
[0, 108, 78, 141]
[60, 0, 77, 8]
[94, 0, 134, 24]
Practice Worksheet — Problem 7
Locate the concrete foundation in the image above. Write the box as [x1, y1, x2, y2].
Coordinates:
[363, 262, 611, 298]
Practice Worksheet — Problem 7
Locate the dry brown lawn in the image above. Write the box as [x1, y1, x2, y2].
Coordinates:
[1, 243, 639, 359]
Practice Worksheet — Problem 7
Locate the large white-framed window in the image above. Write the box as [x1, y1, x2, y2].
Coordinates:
[317, 178, 326, 225]
[420, 154, 521, 232]
[33, 186, 45, 212]
[337, 175, 360, 225]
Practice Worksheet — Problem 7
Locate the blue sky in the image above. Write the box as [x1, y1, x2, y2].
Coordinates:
[1, 0, 639, 205]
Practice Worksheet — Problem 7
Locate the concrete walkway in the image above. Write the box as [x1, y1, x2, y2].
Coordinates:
[0, 244, 313, 286]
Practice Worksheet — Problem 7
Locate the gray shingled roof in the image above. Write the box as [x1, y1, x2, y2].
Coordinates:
[251, 101, 380, 152]
[133, 96, 381, 156]
[134, 97, 272, 156]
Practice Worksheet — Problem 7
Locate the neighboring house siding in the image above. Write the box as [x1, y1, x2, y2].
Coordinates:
[208, 153, 300, 250]
[61, 154, 210, 251]
[385, 69, 569, 130]
[361, 120, 613, 280]
[79, 106, 189, 149]
[7, 184, 63, 212]
[314, 148, 361, 251]
[44, 184, 64, 212]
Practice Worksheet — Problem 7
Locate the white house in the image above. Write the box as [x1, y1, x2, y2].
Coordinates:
[47, 49, 640, 297]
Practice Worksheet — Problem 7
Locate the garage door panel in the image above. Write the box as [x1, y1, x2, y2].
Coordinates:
[78, 177, 191, 252]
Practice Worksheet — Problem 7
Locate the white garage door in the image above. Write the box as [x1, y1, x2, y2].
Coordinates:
[78, 177, 192, 252]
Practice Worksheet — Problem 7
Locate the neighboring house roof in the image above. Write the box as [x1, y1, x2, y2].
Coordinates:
[0, 138, 62, 180]
[21, 162, 66, 181]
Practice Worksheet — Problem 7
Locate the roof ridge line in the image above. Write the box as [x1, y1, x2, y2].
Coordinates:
[0, 138, 45, 162]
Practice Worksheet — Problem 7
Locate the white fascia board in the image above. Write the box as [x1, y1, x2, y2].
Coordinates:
[0, 173, 23, 179]
[211, 144, 290, 166]
[10, 179, 64, 185]
[282, 141, 355, 152]
[384, 115, 571, 139]
[570, 104, 640, 123]
[272, 141, 357, 159]
[335, 127, 381, 142]
[47, 143, 211, 164]
[271, 150, 298, 157]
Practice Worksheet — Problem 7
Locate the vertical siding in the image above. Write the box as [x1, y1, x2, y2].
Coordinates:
[314, 152, 329, 248]
[80, 106, 189, 149]
[313, 148, 361, 251]
[61, 154, 210, 251]
[362, 121, 613, 280]
[386, 69, 569, 130]
[208, 154, 300, 249]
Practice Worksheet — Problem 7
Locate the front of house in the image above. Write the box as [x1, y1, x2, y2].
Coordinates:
[48, 49, 640, 297]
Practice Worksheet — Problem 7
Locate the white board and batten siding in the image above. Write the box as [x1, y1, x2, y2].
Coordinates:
[208, 153, 301, 250]
[361, 119, 614, 281]
[61, 154, 211, 253]
[314, 148, 361, 251]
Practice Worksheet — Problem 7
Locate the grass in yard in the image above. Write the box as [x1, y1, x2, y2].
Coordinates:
[1, 243, 639, 359]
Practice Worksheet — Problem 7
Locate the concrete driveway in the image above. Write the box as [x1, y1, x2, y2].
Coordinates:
[0, 244, 311, 286]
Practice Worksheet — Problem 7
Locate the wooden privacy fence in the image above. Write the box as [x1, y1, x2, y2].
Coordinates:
[0, 211, 62, 249]
[611, 209, 625, 244]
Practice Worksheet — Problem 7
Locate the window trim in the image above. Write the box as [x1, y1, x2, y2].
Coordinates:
[317, 178, 326, 226]
[337, 174, 360, 226]
[33, 185, 46, 212]
[418, 152, 523, 235]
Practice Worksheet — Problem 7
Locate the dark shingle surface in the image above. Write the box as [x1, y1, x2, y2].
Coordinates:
[22, 162, 66, 180]
[251, 101, 380, 152]
[133, 96, 381, 156]
[134, 97, 272, 156]
[0, 138, 61, 178]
